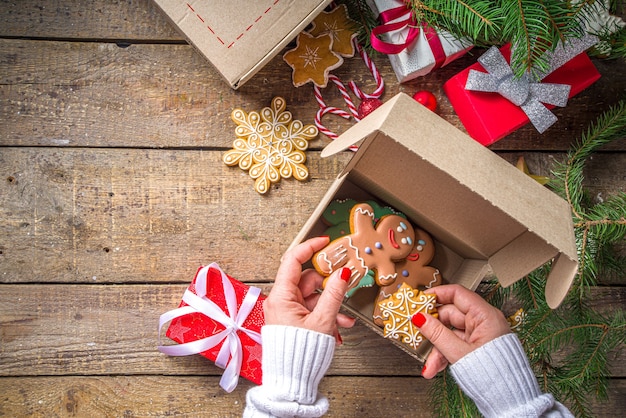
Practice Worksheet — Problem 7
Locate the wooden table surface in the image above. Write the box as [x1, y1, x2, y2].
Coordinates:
[1, 1, 624, 416]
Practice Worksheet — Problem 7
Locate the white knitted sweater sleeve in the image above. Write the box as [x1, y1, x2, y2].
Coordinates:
[243, 325, 335, 418]
[450, 333, 574, 418]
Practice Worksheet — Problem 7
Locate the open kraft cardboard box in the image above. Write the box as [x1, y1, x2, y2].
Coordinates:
[153, 0, 332, 89]
[289, 92, 578, 362]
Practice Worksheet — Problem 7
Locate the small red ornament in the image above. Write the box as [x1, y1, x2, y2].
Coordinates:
[412, 91, 437, 112]
[358, 97, 383, 119]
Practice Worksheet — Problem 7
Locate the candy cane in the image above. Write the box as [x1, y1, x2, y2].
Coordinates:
[313, 78, 360, 147]
[315, 106, 349, 139]
[349, 39, 385, 100]
[313, 39, 385, 148]
[314, 76, 360, 120]
[315, 106, 359, 151]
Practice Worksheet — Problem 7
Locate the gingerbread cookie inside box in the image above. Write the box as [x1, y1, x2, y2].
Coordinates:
[289, 93, 578, 363]
[314, 199, 443, 319]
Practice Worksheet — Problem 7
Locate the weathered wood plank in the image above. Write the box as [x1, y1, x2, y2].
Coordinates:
[0, 284, 624, 377]
[1, 38, 624, 150]
[0, 376, 428, 417]
[0, 0, 180, 40]
[0, 375, 624, 417]
[2, 148, 624, 284]
[0, 148, 351, 284]
[0, 283, 434, 377]
[1, 2, 623, 418]
[0, 147, 621, 285]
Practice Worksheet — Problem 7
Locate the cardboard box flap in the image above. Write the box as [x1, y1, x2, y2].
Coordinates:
[321, 93, 578, 305]
[153, 0, 331, 88]
[321, 101, 399, 157]
[489, 230, 563, 287]
[545, 253, 579, 308]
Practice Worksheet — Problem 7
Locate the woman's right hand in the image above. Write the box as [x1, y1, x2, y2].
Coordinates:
[411, 284, 512, 379]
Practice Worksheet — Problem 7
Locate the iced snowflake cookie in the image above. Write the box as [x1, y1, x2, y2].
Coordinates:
[373, 227, 443, 326]
[313, 202, 416, 293]
[223, 97, 318, 194]
[378, 283, 438, 350]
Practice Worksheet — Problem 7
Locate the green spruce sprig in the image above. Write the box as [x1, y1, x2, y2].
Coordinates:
[410, 0, 505, 45]
[345, 0, 613, 78]
[551, 100, 626, 297]
[429, 102, 626, 418]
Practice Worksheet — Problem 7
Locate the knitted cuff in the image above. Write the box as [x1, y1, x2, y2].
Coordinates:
[260, 325, 336, 405]
[450, 333, 544, 417]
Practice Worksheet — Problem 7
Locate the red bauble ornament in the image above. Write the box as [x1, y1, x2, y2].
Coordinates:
[412, 91, 437, 112]
[358, 98, 383, 119]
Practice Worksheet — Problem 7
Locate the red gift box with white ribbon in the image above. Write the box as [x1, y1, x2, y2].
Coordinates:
[158, 263, 265, 392]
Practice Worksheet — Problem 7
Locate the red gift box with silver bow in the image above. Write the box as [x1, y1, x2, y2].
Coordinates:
[443, 36, 601, 146]
[158, 263, 265, 392]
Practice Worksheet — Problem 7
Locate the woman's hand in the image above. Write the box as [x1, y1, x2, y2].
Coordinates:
[412, 284, 512, 379]
[264, 236, 356, 341]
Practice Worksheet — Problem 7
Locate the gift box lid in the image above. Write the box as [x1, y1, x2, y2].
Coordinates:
[320, 92, 578, 308]
[153, 0, 332, 89]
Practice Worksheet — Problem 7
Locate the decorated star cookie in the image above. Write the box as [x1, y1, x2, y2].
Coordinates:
[378, 283, 438, 350]
[308, 4, 358, 58]
[283, 31, 344, 88]
[223, 97, 318, 194]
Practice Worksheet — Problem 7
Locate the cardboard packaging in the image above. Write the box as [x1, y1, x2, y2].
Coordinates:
[368, 0, 472, 82]
[443, 44, 601, 146]
[160, 264, 265, 390]
[153, 0, 332, 89]
[289, 93, 578, 361]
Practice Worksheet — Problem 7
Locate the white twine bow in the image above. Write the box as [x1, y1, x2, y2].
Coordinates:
[158, 262, 262, 393]
[465, 34, 598, 133]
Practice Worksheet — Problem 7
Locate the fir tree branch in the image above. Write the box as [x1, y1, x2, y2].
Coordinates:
[520, 309, 551, 345]
[525, 274, 539, 310]
[575, 217, 626, 229]
[527, 322, 609, 353]
[558, 100, 626, 218]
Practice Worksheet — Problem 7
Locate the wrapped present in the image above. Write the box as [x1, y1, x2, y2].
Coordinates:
[443, 34, 601, 146]
[158, 263, 265, 392]
[368, 0, 472, 82]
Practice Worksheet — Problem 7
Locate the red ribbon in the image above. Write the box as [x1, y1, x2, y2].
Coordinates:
[370, 4, 446, 70]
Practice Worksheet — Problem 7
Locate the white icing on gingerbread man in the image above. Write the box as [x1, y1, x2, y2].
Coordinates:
[314, 202, 416, 292]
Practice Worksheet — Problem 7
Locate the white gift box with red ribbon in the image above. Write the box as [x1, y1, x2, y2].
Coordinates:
[368, 0, 473, 82]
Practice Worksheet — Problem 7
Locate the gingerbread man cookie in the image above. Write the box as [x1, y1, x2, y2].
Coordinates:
[313, 202, 416, 293]
[322, 199, 405, 240]
[373, 227, 443, 326]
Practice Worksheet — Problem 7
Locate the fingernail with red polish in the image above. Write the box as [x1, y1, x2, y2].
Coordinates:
[421, 365, 427, 375]
[337, 333, 343, 345]
[411, 312, 426, 327]
[340, 268, 351, 282]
